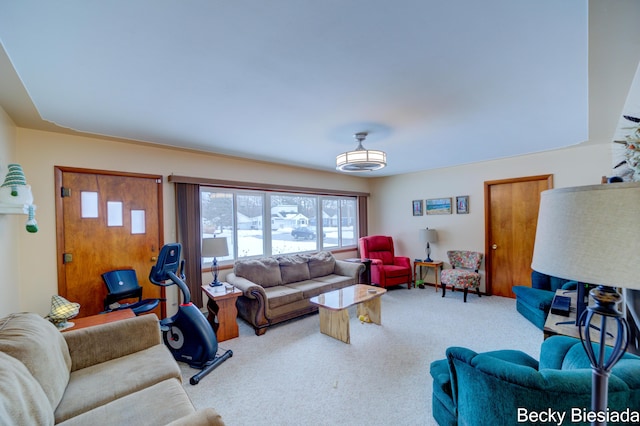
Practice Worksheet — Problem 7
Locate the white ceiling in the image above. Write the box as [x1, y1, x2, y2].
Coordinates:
[0, 1, 589, 176]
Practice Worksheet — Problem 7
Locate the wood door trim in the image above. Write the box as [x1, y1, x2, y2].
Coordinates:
[483, 174, 553, 295]
[56, 166, 163, 180]
[54, 166, 164, 298]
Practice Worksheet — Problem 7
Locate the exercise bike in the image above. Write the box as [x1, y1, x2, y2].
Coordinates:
[149, 243, 233, 385]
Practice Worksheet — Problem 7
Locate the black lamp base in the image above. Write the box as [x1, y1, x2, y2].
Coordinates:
[579, 285, 630, 426]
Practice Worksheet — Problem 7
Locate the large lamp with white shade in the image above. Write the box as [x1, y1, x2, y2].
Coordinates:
[531, 182, 640, 425]
[202, 237, 229, 287]
[419, 228, 438, 262]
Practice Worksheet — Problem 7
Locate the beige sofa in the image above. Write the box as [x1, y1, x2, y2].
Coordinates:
[227, 251, 364, 335]
[0, 312, 224, 426]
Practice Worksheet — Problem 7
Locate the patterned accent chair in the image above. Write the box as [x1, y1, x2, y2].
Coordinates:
[440, 250, 483, 302]
[359, 235, 412, 289]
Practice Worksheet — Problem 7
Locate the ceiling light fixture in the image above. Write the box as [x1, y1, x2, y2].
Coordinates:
[336, 132, 387, 172]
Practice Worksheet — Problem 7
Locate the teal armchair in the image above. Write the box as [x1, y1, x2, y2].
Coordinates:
[430, 336, 640, 426]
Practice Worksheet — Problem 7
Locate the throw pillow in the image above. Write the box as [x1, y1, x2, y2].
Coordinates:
[278, 255, 311, 284]
[234, 257, 282, 287]
[0, 312, 71, 411]
[306, 251, 336, 278]
[0, 352, 54, 425]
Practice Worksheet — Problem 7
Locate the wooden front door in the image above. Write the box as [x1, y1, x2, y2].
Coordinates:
[484, 175, 553, 298]
[55, 167, 164, 318]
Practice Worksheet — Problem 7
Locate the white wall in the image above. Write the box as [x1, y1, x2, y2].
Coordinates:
[6, 0, 640, 315]
[15, 129, 369, 315]
[0, 106, 20, 316]
[368, 143, 611, 291]
[589, 0, 640, 145]
[365, 0, 640, 292]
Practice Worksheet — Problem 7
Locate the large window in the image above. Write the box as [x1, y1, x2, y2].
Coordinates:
[322, 198, 357, 249]
[200, 187, 359, 265]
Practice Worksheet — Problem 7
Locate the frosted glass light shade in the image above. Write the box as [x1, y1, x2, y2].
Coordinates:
[336, 149, 386, 172]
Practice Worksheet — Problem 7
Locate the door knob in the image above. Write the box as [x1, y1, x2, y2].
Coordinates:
[151, 256, 158, 262]
[491, 244, 498, 250]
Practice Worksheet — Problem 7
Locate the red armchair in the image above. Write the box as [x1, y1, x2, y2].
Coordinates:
[359, 235, 412, 289]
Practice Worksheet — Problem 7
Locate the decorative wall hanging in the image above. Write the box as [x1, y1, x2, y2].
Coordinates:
[456, 196, 469, 214]
[0, 163, 38, 232]
[426, 198, 452, 215]
[412, 199, 423, 216]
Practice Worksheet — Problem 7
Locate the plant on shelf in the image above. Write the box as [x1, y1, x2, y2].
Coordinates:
[614, 115, 640, 182]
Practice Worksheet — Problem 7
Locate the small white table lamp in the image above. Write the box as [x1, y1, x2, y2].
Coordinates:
[419, 228, 438, 262]
[531, 182, 640, 425]
[202, 237, 229, 287]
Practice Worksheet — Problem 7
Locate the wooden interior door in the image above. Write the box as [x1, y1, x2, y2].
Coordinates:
[55, 167, 164, 318]
[484, 175, 553, 298]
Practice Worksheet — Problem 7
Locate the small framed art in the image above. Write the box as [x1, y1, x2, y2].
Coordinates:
[456, 196, 469, 214]
[426, 198, 452, 215]
[412, 199, 423, 216]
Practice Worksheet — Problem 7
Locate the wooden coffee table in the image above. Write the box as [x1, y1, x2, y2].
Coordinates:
[309, 284, 386, 344]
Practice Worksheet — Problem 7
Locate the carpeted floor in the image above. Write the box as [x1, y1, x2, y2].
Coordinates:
[180, 285, 542, 426]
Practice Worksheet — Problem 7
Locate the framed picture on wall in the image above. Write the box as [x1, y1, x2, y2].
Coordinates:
[412, 199, 423, 216]
[456, 196, 469, 214]
[426, 198, 452, 215]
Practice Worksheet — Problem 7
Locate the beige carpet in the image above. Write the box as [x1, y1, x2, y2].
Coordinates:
[180, 285, 542, 426]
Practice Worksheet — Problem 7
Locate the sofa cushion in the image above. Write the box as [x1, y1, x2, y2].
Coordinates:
[166, 408, 226, 426]
[512, 286, 554, 311]
[430, 358, 457, 426]
[380, 264, 412, 279]
[308, 274, 356, 290]
[285, 279, 332, 299]
[531, 270, 550, 290]
[263, 286, 304, 309]
[479, 349, 540, 369]
[515, 298, 547, 330]
[54, 344, 181, 423]
[306, 251, 336, 278]
[56, 379, 200, 426]
[63, 314, 162, 372]
[278, 255, 311, 284]
[430, 358, 452, 397]
[532, 270, 575, 292]
[234, 257, 282, 288]
[0, 312, 71, 411]
[0, 351, 54, 426]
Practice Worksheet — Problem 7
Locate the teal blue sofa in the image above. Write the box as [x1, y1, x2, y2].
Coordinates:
[430, 336, 640, 426]
[512, 271, 577, 330]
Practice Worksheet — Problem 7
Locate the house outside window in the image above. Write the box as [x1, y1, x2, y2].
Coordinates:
[200, 187, 358, 266]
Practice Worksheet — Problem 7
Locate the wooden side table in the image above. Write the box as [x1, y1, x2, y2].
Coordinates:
[413, 260, 443, 290]
[61, 309, 136, 332]
[544, 290, 617, 345]
[201, 284, 242, 342]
